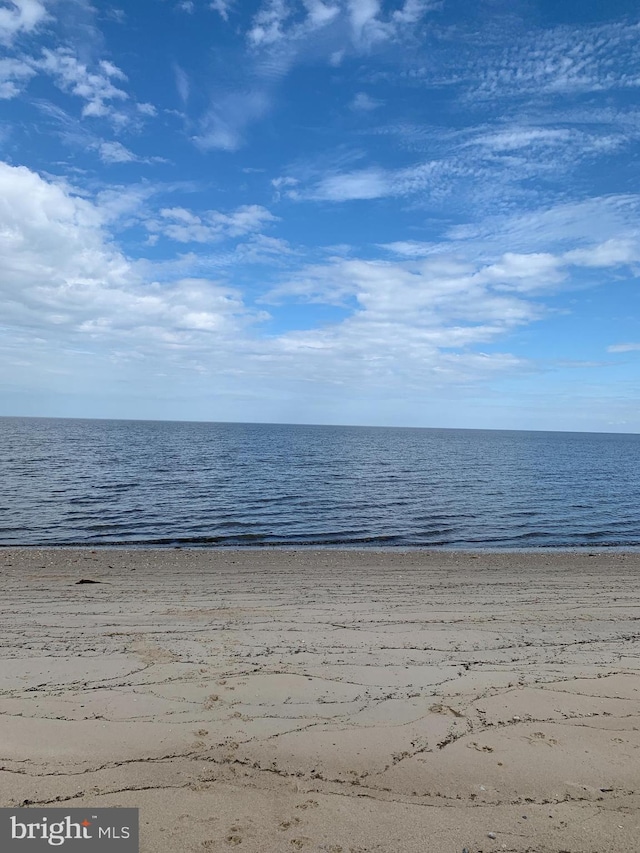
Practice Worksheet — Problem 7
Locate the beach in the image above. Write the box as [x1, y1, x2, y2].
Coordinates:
[0, 548, 639, 852]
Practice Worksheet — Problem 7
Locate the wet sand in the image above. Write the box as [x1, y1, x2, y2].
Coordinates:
[0, 548, 639, 852]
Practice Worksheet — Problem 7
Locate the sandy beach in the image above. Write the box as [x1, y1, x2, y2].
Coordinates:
[0, 548, 639, 852]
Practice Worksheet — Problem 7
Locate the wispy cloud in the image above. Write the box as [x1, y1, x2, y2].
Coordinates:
[608, 343, 640, 353]
[36, 48, 129, 120]
[350, 91, 381, 110]
[279, 158, 447, 201]
[145, 204, 278, 243]
[194, 89, 271, 151]
[199, 0, 439, 151]
[210, 0, 233, 21]
[0, 56, 35, 98]
[470, 21, 640, 99]
[173, 63, 189, 105]
[0, 0, 49, 45]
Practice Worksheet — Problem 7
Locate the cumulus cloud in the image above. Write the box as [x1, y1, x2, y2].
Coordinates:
[0, 162, 261, 363]
[2, 162, 638, 406]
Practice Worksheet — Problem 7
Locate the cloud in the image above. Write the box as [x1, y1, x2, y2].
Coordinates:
[379, 240, 439, 257]
[470, 21, 640, 99]
[0, 0, 49, 44]
[173, 63, 189, 105]
[146, 204, 278, 243]
[0, 56, 35, 98]
[0, 161, 262, 362]
[194, 90, 271, 151]
[350, 91, 381, 111]
[261, 220, 640, 389]
[263, 253, 535, 386]
[36, 48, 129, 120]
[563, 238, 640, 268]
[471, 128, 574, 152]
[446, 195, 640, 255]
[210, 0, 233, 20]
[215, 0, 438, 151]
[310, 167, 390, 200]
[2, 162, 638, 406]
[247, 0, 290, 46]
[286, 159, 441, 201]
[97, 140, 143, 164]
[607, 343, 640, 353]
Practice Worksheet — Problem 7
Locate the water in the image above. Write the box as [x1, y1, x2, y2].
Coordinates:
[1, 417, 639, 548]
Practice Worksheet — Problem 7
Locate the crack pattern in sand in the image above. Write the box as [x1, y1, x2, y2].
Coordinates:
[0, 549, 639, 852]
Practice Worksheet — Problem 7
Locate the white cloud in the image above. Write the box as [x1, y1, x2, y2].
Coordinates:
[311, 167, 389, 200]
[480, 252, 565, 292]
[472, 128, 574, 152]
[472, 22, 640, 99]
[0, 161, 261, 362]
[446, 195, 640, 255]
[248, 0, 290, 46]
[348, 0, 380, 43]
[350, 91, 381, 111]
[303, 0, 339, 26]
[197, 0, 437, 153]
[380, 240, 439, 257]
[0, 56, 35, 98]
[97, 140, 137, 163]
[607, 343, 640, 353]
[210, 0, 233, 20]
[392, 0, 439, 24]
[194, 90, 271, 151]
[173, 63, 189, 105]
[146, 204, 278, 243]
[563, 238, 640, 268]
[36, 48, 129, 119]
[292, 159, 440, 201]
[0, 0, 48, 44]
[136, 101, 157, 117]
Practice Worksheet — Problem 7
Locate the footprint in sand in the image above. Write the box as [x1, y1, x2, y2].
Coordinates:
[295, 800, 318, 810]
[526, 731, 558, 746]
[468, 741, 494, 752]
[225, 826, 243, 845]
[278, 818, 301, 831]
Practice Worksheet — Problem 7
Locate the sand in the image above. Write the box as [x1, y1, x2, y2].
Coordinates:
[0, 548, 639, 852]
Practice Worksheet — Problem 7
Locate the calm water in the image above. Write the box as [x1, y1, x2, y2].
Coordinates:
[1, 417, 639, 548]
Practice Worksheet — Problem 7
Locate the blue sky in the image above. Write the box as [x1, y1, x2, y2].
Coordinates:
[1, 0, 639, 430]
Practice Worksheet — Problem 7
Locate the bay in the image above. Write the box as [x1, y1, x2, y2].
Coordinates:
[1, 417, 639, 548]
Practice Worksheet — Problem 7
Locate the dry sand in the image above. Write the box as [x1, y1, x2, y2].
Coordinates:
[0, 548, 639, 852]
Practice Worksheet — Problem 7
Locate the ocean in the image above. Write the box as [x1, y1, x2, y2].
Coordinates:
[1, 417, 639, 548]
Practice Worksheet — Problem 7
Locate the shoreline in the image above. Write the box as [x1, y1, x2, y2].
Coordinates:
[3, 544, 640, 552]
[1, 548, 639, 852]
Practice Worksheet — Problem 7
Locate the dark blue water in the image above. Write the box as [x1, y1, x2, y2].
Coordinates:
[1, 417, 639, 548]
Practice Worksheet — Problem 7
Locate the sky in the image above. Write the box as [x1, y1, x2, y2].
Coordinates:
[1, 0, 639, 431]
